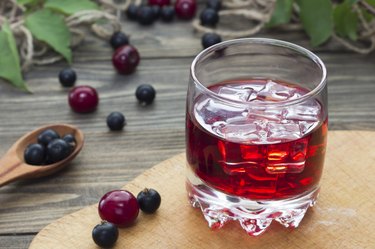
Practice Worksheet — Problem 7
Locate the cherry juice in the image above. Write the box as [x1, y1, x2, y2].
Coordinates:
[186, 79, 328, 200]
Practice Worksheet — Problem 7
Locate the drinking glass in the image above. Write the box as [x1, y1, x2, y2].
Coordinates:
[185, 38, 328, 235]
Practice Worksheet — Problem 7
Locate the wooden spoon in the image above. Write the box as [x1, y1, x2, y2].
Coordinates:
[0, 124, 84, 187]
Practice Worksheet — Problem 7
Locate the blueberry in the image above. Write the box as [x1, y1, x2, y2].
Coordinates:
[206, 0, 221, 11]
[110, 32, 129, 50]
[37, 129, 60, 146]
[151, 5, 161, 19]
[160, 6, 175, 22]
[24, 143, 46, 165]
[59, 68, 76, 87]
[137, 188, 161, 214]
[201, 33, 222, 49]
[106, 112, 126, 131]
[200, 8, 219, 27]
[135, 84, 156, 105]
[62, 134, 76, 151]
[46, 139, 71, 163]
[92, 221, 118, 248]
[126, 3, 139, 20]
[137, 5, 155, 25]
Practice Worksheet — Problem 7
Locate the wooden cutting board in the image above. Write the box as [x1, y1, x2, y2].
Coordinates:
[29, 131, 375, 249]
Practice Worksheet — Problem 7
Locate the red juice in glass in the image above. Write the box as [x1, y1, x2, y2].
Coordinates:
[185, 38, 327, 236]
[186, 79, 327, 200]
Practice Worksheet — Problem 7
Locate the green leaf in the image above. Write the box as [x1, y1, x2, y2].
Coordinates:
[334, 2, 358, 41]
[267, 0, 294, 27]
[45, 0, 98, 15]
[0, 21, 29, 91]
[25, 9, 72, 63]
[366, 0, 375, 6]
[296, 0, 333, 46]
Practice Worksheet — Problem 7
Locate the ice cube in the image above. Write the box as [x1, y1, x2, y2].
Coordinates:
[218, 86, 257, 102]
[266, 122, 302, 143]
[284, 104, 321, 122]
[217, 117, 259, 142]
[248, 107, 284, 122]
[256, 80, 296, 102]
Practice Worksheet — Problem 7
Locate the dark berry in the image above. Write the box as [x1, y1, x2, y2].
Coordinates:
[151, 5, 161, 19]
[137, 188, 161, 214]
[112, 45, 140, 75]
[175, 0, 197, 19]
[200, 8, 219, 27]
[126, 3, 139, 20]
[148, 0, 170, 6]
[98, 190, 139, 227]
[68, 85, 99, 113]
[110, 32, 129, 50]
[92, 221, 118, 248]
[135, 84, 156, 105]
[58, 68, 76, 87]
[137, 5, 155, 25]
[46, 139, 71, 163]
[160, 6, 175, 22]
[62, 134, 76, 152]
[202, 33, 222, 49]
[206, 0, 221, 11]
[24, 143, 46, 165]
[106, 112, 126, 131]
[37, 129, 60, 146]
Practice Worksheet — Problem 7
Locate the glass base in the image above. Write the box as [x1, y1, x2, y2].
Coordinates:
[186, 178, 319, 236]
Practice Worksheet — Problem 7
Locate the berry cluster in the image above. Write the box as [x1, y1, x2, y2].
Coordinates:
[126, 0, 197, 26]
[199, 0, 222, 49]
[24, 129, 76, 165]
[93, 188, 161, 248]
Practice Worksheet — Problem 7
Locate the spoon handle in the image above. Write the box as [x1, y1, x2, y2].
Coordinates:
[0, 155, 26, 187]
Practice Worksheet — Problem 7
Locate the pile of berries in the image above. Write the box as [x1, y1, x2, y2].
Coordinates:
[126, 0, 197, 26]
[92, 188, 161, 248]
[24, 129, 76, 165]
[199, 0, 223, 49]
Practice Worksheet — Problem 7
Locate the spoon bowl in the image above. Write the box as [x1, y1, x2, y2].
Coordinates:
[0, 124, 84, 187]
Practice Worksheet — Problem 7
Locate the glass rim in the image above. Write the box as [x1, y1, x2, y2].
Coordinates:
[190, 38, 327, 107]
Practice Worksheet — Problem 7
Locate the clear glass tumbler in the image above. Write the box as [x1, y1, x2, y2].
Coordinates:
[185, 38, 328, 235]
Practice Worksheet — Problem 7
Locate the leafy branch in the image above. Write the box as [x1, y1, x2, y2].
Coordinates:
[0, 0, 121, 92]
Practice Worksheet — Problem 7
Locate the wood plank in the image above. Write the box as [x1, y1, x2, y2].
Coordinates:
[29, 131, 375, 249]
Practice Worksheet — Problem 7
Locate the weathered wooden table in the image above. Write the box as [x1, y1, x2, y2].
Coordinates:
[1, 11, 375, 249]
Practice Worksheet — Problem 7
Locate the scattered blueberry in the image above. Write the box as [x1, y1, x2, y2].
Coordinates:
[112, 45, 140, 75]
[136, 84, 156, 105]
[206, 0, 221, 11]
[151, 5, 161, 19]
[37, 129, 60, 146]
[58, 68, 76, 87]
[200, 8, 219, 27]
[201, 33, 222, 49]
[24, 143, 46, 165]
[137, 188, 161, 214]
[160, 6, 175, 22]
[106, 112, 126, 131]
[137, 5, 155, 25]
[46, 139, 71, 163]
[110, 32, 129, 50]
[126, 3, 139, 20]
[92, 221, 119, 248]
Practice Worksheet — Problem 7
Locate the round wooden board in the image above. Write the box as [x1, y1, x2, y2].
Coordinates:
[29, 131, 375, 249]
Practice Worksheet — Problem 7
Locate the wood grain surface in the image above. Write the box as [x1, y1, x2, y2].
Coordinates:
[29, 131, 375, 249]
[0, 4, 375, 248]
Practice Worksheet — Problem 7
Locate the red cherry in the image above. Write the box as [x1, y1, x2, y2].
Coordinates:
[148, 0, 170, 6]
[68, 85, 99, 113]
[112, 45, 140, 75]
[98, 190, 139, 227]
[175, 0, 196, 19]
